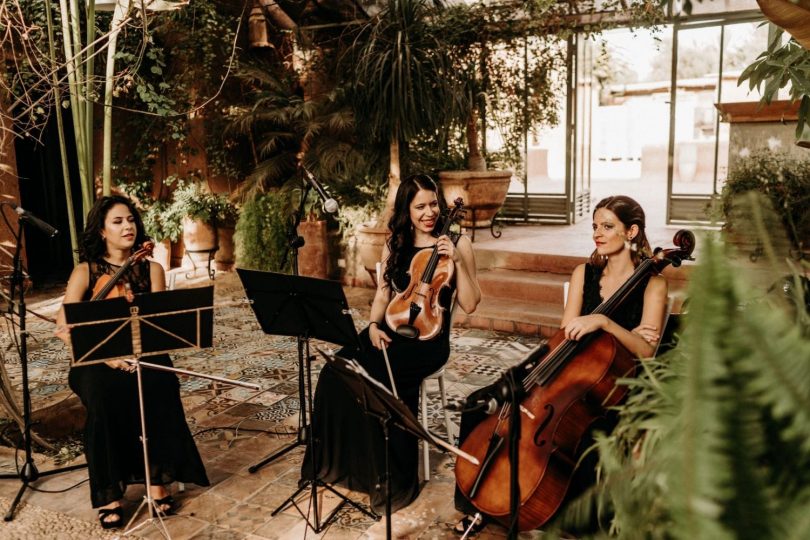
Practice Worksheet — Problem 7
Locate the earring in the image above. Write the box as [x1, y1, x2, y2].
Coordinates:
[625, 236, 638, 252]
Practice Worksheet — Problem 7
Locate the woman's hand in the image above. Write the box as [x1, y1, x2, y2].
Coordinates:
[105, 359, 136, 372]
[369, 323, 392, 350]
[436, 235, 459, 262]
[563, 314, 608, 341]
[632, 324, 660, 345]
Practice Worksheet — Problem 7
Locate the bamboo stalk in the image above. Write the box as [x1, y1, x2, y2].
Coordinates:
[85, 0, 97, 195]
[45, 0, 80, 258]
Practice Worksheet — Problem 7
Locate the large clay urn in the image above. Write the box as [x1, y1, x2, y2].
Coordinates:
[355, 222, 390, 285]
[438, 170, 512, 228]
[214, 225, 236, 271]
[149, 238, 172, 271]
[298, 219, 329, 278]
[182, 217, 218, 266]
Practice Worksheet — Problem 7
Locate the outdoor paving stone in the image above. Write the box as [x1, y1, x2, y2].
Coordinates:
[189, 524, 246, 539]
[215, 502, 273, 533]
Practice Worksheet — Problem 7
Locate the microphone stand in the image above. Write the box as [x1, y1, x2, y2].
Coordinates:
[1, 222, 87, 522]
[248, 175, 311, 472]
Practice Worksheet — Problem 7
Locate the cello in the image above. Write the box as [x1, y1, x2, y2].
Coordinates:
[455, 230, 695, 531]
[384, 198, 464, 340]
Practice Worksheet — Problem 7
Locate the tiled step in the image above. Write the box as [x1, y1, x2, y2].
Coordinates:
[477, 268, 568, 304]
[453, 296, 563, 337]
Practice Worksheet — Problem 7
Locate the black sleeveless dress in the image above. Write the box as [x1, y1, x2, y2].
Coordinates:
[454, 262, 650, 518]
[67, 259, 209, 508]
[301, 245, 455, 514]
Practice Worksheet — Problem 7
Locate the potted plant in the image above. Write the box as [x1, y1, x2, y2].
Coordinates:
[718, 149, 810, 261]
[164, 175, 238, 270]
[227, 61, 360, 278]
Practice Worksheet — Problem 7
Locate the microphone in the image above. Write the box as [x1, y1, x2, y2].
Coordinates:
[302, 167, 339, 215]
[4, 203, 59, 237]
[446, 397, 499, 415]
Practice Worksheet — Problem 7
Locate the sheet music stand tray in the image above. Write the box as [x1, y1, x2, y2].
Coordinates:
[318, 349, 479, 540]
[237, 269, 374, 533]
[64, 287, 260, 539]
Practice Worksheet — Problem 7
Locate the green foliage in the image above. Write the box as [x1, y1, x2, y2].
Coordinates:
[719, 151, 810, 254]
[112, 0, 247, 197]
[235, 191, 293, 273]
[738, 28, 810, 139]
[340, 0, 456, 147]
[559, 230, 810, 538]
[140, 199, 176, 243]
[228, 63, 366, 206]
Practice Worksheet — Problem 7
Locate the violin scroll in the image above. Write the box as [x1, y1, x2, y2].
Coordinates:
[653, 229, 695, 269]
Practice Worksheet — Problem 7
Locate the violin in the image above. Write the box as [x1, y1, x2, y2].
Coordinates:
[384, 198, 465, 340]
[454, 230, 696, 531]
[91, 241, 155, 301]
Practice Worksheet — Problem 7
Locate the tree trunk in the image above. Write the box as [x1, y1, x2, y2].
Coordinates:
[466, 109, 487, 171]
[378, 138, 401, 228]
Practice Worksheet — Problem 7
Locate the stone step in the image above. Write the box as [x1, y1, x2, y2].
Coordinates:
[453, 296, 563, 338]
[477, 268, 568, 304]
[476, 248, 584, 275]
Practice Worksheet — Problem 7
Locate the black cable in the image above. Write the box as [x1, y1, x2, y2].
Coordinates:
[8, 442, 89, 494]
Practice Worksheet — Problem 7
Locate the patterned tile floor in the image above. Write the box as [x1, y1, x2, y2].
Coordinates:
[0, 271, 543, 539]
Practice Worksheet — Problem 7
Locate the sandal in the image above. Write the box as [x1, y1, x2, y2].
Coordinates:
[97, 507, 123, 529]
[454, 513, 487, 536]
[154, 495, 178, 516]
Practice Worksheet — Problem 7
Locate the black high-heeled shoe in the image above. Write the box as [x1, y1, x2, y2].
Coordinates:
[154, 495, 178, 516]
[97, 507, 123, 529]
[454, 513, 488, 536]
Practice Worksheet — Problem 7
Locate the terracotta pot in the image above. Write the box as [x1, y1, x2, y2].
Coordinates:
[182, 217, 217, 267]
[149, 238, 172, 271]
[215, 225, 235, 271]
[438, 170, 512, 228]
[298, 219, 329, 279]
[355, 222, 390, 279]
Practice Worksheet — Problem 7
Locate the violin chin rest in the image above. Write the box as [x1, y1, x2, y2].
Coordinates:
[395, 325, 420, 339]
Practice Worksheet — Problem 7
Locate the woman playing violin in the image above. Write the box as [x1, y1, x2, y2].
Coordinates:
[302, 174, 481, 514]
[55, 195, 209, 529]
[453, 195, 668, 535]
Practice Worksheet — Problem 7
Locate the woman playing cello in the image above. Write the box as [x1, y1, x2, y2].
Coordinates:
[301, 174, 481, 513]
[454, 195, 668, 535]
[55, 195, 209, 529]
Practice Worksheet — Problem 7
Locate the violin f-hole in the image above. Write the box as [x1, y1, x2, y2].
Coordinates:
[533, 404, 555, 447]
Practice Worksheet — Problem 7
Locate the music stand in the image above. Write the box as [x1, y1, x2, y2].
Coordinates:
[64, 287, 260, 539]
[318, 349, 480, 540]
[237, 268, 374, 533]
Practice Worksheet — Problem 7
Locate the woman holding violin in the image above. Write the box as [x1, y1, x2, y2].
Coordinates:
[55, 195, 208, 529]
[302, 174, 481, 513]
[454, 195, 668, 535]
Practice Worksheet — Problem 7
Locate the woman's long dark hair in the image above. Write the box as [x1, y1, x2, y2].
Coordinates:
[383, 174, 447, 290]
[589, 195, 651, 268]
[79, 195, 149, 263]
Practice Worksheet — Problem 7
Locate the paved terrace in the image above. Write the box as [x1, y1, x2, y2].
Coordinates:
[0, 268, 543, 539]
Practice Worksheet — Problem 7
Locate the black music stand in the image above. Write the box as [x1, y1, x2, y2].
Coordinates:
[64, 287, 259, 539]
[318, 349, 480, 540]
[237, 268, 373, 533]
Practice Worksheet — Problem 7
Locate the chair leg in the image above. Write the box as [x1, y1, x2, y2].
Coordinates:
[437, 374, 455, 443]
[420, 381, 430, 481]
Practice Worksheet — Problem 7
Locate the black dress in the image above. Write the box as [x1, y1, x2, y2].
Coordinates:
[68, 259, 209, 508]
[301, 245, 455, 514]
[454, 262, 650, 519]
